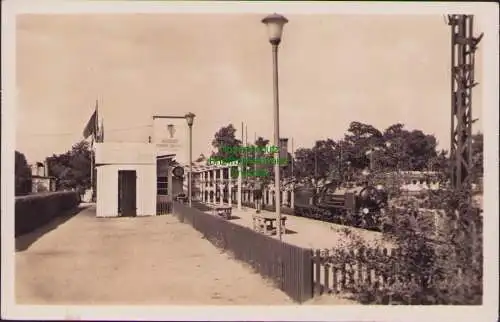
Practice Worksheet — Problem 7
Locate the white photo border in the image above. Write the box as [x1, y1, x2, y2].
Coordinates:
[2, 1, 498, 321]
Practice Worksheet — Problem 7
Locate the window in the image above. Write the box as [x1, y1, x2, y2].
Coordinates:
[157, 176, 168, 195]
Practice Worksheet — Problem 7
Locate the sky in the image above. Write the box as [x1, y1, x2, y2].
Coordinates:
[15, 13, 484, 164]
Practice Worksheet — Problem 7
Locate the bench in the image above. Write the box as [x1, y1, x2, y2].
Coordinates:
[210, 204, 232, 220]
[252, 214, 287, 236]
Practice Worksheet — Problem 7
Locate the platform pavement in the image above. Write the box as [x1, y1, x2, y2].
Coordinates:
[199, 202, 393, 250]
[15, 204, 295, 305]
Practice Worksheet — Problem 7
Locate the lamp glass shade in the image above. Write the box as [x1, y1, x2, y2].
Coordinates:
[262, 13, 288, 43]
[185, 113, 195, 126]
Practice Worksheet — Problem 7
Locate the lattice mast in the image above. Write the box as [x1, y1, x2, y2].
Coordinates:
[447, 15, 483, 190]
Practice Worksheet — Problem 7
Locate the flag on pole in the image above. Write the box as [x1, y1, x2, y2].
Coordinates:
[97, 114, 104, 143]
[83, 100, 104, 143]
[83, 100, 99, 140]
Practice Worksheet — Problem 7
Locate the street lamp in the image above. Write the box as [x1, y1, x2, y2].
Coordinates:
[185, 112, 195, 207]
[262, 13, 288, 240]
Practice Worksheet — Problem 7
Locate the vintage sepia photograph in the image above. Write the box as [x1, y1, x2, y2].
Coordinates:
[2, 1, 498, 321]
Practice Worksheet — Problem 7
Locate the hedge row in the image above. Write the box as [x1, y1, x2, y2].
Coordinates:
[15, 191, 81, 237]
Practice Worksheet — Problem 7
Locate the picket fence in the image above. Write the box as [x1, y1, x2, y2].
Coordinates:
[312, 247, 408, 296]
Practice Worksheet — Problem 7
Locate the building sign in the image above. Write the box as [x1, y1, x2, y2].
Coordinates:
[95, 142, 156, 165]
[153, 117, 188, 164]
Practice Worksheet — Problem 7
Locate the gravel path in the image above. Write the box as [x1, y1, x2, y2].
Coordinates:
[205, 205, 394, 250]
[16, 205, 295, 305]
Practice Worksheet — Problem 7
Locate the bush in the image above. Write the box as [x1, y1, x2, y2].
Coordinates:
[15, 191, 81, 236]
[348, 186, 483, 305]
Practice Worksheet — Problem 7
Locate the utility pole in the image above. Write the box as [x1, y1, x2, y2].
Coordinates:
[314, 150, 318, 178]
[338, 142, 343, 179]
[254, 132, 257, 175]
[291, 137, 294, 178]
[447, 15, 483, 191]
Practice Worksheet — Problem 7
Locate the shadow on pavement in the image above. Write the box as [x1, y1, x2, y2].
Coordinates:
[15, 204, 92, 252]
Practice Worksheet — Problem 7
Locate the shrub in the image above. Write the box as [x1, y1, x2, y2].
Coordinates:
[348, 186, 483, 305]
[15, 191, 81, 236]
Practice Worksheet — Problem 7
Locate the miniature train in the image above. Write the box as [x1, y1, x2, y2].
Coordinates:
[293, 180, 389, 230]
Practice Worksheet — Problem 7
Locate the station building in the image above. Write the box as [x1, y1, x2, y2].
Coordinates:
[90, 111, 293, 218]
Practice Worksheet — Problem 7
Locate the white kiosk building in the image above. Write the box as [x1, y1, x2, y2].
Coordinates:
[91, 113, 194, 218]
[87, 107, 293, 217]
[94, 142, 157, 217]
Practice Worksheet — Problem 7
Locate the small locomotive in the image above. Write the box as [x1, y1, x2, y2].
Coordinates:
[294, 179, 389, 230]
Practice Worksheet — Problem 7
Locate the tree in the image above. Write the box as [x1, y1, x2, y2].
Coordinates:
[375, 124, 438, 172]
[248, 136, 272, 182]
[210, 124, 242, 161]
[47, 140, 92, 191]
[343, 121, 384, 170]
[15, 151, 32, 196]
[255, 136, 270, 152]
[290, 121, 442, 182]
[404, 130, 438, 171]
[292, 139, 338, 182]
[312, 139, 338, 179]
[428, 149, 448, 170]
[293, 147, 315, 179]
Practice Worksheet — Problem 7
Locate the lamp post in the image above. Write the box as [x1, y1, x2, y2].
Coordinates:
[185, 112, 196, 207]
[262, 13, 288, 241]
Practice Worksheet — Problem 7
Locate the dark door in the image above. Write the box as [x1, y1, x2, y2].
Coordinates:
[118, 170, 137, 217]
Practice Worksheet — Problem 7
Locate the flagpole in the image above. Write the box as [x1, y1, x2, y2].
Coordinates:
[254, 132, 257, 175]
[90, 135, 94, 200]
[92, 99, 98, 201]
[291, 137, 294, 178]
[95, 99, 99, 142]
[240, 122, 243, 167]
[245, 125, 248, 146]
[241, 121, 244, 181]
[241, 122, 244, 149]
[238, 122, 243, 210]
[245, 125, 248, 174]
[314, 150, 318, 178]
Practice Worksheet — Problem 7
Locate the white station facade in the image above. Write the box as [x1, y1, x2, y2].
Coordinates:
[94, 142, 157, 217]
[93, 115, 292, 218]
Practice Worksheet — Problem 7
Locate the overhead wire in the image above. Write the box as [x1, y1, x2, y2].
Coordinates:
[18, 124, 152, 138]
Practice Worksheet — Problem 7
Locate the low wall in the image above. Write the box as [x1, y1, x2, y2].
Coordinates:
[172, 202, 314, 303]
[15, 191, 81, 237]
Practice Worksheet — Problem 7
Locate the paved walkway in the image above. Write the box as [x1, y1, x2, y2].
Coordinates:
[205, 204, 394, 250]
[15, 205, 295, 305]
